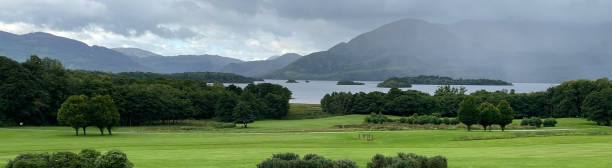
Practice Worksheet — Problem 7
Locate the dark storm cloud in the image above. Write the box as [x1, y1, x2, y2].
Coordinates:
[1, 0, 611, 59]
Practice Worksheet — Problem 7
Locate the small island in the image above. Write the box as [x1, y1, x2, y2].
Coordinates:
[377, 75, 512, 88]
[286, 79, 299, 83]
[336, 80, 365, 85]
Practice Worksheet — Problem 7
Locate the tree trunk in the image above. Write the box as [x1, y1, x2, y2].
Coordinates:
[98, 127, 104, 135]
[107, 127, 112, 135]
[243, 123, 248, 128]
[501, 125, 505, 132]
[483, 125, 487, 132]
[83, 127, 87, 136]
[75, 128, 79, 136]
[467, 125, 471, 131]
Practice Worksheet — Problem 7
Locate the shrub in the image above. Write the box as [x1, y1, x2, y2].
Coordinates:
[334, 159, 358, 168]
[365, 113, 391, 124]
[49, 152, 80, 168]
[79, 149, 101, 168]
[367, 153, 447, 168]
[427, 156, 448, 168]
[272, 153, 300, 161]
[543, 118, 558, 127]
[93, 150, 134, 168]
[528, 117, 543, 128]
[258, 153, 357, 168]
[520, 119, 529, 126]
[5, 153, 49, 168]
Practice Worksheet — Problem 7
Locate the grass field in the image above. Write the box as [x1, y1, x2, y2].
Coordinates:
[2, 106, 612, 167]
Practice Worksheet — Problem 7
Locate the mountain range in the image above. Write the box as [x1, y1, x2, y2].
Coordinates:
[265, 19, 612, 82]
[0, 31, 149, 72]
[0, 30, 300, 76]
[2, 18, 612, 82]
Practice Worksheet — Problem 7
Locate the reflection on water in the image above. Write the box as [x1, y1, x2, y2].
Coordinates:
[227, 80, 558, 104]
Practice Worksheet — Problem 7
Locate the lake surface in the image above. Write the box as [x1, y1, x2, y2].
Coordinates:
[228, 80, 558, 104]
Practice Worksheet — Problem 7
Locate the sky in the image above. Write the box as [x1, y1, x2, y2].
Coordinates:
[1, 0, 612, 61]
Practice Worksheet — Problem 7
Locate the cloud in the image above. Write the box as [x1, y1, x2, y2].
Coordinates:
[0, 0, 611, 60]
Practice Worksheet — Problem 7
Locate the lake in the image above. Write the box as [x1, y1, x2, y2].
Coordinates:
[228, 80, 558, 104]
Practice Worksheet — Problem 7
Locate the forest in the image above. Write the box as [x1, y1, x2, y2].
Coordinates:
[0, 56, 291, 127]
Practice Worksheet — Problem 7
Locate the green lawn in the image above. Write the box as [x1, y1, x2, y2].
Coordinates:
[2, 117, 612, 167]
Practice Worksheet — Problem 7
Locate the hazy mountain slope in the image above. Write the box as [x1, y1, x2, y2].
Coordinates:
[0, 31, 149, 72]
[266, 19, 612, 82]
[112, 47, 161, 58]
[132, 54, 243, 73]
[219, 53, 301, 77]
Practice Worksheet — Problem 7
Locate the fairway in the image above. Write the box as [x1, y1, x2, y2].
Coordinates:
[2, 117, 612, 168]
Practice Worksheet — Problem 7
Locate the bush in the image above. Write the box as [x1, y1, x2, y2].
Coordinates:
[365, 113, 392, 124]
[5, 153, 50, 168]
[520, 119, 529, 126]
[366, 153, 447, 168]
[529, 117, 543, 128]
[49, 152, 80, 168]
[427, 156, 448, 168]
[79, 149, 101, 168]
[398, 115, 457, 125]
[272, 153, 300, 161]
[93, 150, 133, 168]
[543, 118, 558, 127]
[258, 153, 357, 168]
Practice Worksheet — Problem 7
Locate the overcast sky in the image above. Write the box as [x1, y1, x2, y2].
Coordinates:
[1, 0, 611, 60]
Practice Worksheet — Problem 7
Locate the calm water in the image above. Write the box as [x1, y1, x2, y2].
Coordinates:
[228, 80, 558, 104]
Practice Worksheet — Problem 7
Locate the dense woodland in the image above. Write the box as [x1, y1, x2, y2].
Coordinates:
[116, 71, 261, 83]
[324, 79, 612, 126]
[377, 76, 511, 88]
[0, 56, 291, 127]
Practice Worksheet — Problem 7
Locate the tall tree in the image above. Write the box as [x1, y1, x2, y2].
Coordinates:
[57, 95, 89, 136]
[582, 88, 612, 126]
[215, 92, 239, 122]
[89, 95, 119, 135]
[457, 96, 479, 131]
[478, 102, 501, 131]
[496, 100, 515, 131]
[232, 102, 256, 128]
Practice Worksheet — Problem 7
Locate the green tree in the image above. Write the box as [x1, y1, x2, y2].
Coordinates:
[582, 88, 612, 126]
[215, 92, 239, 122]
[58, 95, 90, 136]
[496, 100, 515, 131]
[457, 96, 479, 131]
[89, 95, 120, 135]
[232, 101, 256, 128]
[478, 102, 501, 131]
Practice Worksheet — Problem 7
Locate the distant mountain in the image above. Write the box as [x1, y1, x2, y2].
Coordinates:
[131, 54, 243, 73]
[112, 47, 161, 58]
[0, 31, 149, 72]
[265, 19, 612, 82]
[219, 53, 301, 77]
[113, 47, 243, 73]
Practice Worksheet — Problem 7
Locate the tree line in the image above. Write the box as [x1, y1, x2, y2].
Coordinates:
[322, 78, 612, 126]
[116, 71, 262, 83]
[377, 75, 511, 88]
[0, 56, 291, 128]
